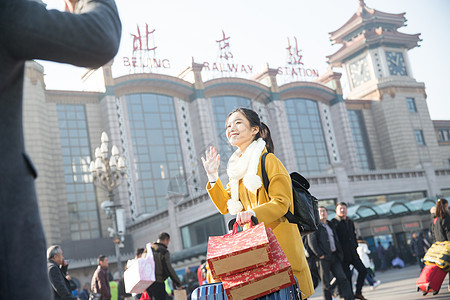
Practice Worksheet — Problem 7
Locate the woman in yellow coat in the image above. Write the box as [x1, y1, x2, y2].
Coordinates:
[201, 108, 314, 298]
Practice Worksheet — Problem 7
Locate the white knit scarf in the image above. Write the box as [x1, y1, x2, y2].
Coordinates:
[226, 138, 266, 215]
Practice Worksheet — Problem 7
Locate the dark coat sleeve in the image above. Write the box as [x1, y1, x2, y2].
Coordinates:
[443, 214, 450, 241]
[1, 0, 121, 68]
[48, 264, 76, 300]
[164, 251, 181, 287]
[307, 231, 324, 258]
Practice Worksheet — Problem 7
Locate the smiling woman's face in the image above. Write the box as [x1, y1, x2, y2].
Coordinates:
[226, 112, 259, 152]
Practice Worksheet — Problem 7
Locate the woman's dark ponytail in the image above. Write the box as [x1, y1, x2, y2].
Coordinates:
[260, 122, 274, 153]
[436, 198, 448, 219]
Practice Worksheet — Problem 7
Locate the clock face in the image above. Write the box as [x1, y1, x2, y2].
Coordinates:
[386, 51, 408, 76]
[349, 56, 371, 88]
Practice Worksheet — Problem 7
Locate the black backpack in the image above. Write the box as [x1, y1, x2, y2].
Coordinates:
[261, 152, 320, 236]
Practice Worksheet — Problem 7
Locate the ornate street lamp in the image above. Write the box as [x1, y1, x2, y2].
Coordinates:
[89, 132, 127, 276]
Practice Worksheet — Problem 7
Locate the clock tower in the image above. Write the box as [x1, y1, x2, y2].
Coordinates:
[326, 0, 442, 169]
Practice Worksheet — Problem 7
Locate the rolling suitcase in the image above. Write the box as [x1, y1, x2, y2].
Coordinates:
[416, 264, 447, 295]
[191, 282, 227, 300]
[191, 282, 300, 300]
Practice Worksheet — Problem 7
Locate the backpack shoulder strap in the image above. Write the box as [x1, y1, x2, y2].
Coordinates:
[261, 152, 269, 193]
[261, 152, 295, 220]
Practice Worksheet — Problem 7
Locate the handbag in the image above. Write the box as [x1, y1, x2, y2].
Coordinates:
[174, 289, 188, 300]
[88, 292, 102, 300]
[261, 153, 320, 236]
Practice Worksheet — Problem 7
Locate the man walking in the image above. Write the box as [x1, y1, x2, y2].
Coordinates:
[91, 255, 111, 300]
[308, 207, 353, 300]
[146, 232, 182, 300]
[410, 232, 427, 270]
[126, 247, 145, 300]
[331, 202, 367, 300]
[47, 245, 79, 300]
[376, 241, 387, 271]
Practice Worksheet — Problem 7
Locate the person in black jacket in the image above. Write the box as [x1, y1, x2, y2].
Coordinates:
[47, 245, 79, 300]
[146, 232, 182, 300]
[0, 1, 121, 298]
[308, 207, 353, 300]
[410, 232, 427, 270]
[331, 202, 367, 300]
[432, 198, 450, 242]
[432, 198, 450, 291]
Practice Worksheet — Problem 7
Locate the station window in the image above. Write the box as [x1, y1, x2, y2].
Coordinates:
[406, 97, 417, 113]
[414, 130, 425, 145]
[181, 214, 226, 249]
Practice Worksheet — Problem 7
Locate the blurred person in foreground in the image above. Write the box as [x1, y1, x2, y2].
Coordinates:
[0, 0, 121, 298]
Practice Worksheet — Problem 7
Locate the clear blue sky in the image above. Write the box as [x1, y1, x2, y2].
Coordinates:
[42, 0, 450, 120]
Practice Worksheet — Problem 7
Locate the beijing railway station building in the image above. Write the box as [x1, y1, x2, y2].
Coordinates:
[23, 1, 450, 284]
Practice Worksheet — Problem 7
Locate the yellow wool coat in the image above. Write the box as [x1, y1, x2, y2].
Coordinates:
[206, 151, 314, 298]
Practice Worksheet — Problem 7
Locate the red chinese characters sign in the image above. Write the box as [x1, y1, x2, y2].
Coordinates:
[202, 30, 253, 75]
[371, 225, 392, 235]
[123, 24, 171, 72]
[403, 221, 421, 231]
[277, 36, 319, 79]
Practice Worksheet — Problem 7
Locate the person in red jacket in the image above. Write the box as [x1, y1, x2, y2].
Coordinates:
[196, 260, 207, 285]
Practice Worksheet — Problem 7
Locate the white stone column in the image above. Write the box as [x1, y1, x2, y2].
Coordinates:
[331, 163, 354, 204]
[167, 193, 183, 252]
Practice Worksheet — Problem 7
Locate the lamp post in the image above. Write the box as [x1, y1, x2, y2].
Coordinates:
[89, 132, 127, 276]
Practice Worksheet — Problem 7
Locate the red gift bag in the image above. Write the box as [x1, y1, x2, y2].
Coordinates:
[221, 227, 296, 300]
[207, 222, 272, 278]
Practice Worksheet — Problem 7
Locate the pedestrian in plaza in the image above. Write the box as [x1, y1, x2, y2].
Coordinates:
[109, 272, 119, 300]
[308, 206, 353, 300]
[432, 198, 450, 242]
[0, 0, 121, 298]
[91, 255, 112, 300]
[331, 202, 368, 300]
[410, 232, 426, 270]
[201, 107, 314, 298]
[146, 232, 182, 300]
[357, 239, 381, 289]
[303, 236, 321, 289]
[376, 241, 387, 271]
[47, 245, 79, 300]
[386, 241, 397, 266]
[431, 198, 450, 291]
[196, 260, 207, 286]
[181, 267, 198, 297]
[79, 283, 90, 300]
[126, 247, 145, 300]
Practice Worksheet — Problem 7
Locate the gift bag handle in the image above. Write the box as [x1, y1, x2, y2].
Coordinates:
[228, 216, 259, 233]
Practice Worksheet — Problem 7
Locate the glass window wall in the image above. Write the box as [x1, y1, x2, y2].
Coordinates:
[126, 93, 186, 214]
[284, 99, 330, 175]
[57, 104, 100, 241]
[348, 110, 375, 170]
